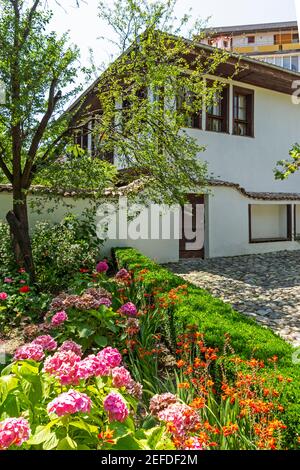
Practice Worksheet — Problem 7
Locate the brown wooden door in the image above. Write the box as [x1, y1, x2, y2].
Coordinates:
[179, 194, 204, 259]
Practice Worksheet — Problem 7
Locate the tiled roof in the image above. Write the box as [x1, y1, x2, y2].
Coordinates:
[1, 180, 300, 201]
[209, 179, 300, 200]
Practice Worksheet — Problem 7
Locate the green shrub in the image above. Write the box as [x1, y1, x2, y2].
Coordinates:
[32, 212, 101, 290]
[113, 247, 300, 448]
[0, 221, 14, 275]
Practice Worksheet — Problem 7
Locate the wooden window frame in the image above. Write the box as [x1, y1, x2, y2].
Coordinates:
[176, 90, 202, 130]
[233, 86, 254, 138]
[294, 204, 300, 240]
[248, 204, 292, 244]
[206, 85, 229, 134]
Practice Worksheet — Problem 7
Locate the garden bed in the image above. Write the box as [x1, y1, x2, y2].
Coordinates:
[0, 248, 299, 450]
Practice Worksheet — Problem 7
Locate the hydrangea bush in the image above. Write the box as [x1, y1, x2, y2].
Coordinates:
[0, 340, 172, 450]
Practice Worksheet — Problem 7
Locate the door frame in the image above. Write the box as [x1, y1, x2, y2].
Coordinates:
[179, 194, 205, 259]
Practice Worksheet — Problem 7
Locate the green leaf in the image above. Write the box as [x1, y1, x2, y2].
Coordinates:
[0, 375, 19, 405]
[69, 419, 99, 434]
[145, 426, 165, 450]
[43, 432, 59, 450]
[109, 421, 132, 441]
[56, 436, 78, 450]
[28, 425, 52, 445]
[93, 335, 108, 347]
[78, 327, 95, 339]
[113, 435, 144, 450]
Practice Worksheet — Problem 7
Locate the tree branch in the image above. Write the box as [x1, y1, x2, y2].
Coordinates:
[0, 144, 13, 182]
[22, 78, 61, 186]
[22, 0, 40, 44]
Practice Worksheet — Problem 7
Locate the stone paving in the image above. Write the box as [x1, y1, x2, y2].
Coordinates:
[166, 250, 300, 347]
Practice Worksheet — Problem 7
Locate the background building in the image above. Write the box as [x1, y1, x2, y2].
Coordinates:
[201, 21, 300, 72]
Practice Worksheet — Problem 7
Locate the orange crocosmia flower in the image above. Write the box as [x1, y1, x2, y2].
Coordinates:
[190, 397, 206, 409]
[98, 430, 116, 444]
[277, 375, 284, 382]
[194, 358, 202, 368]
[185, 366, 193, 375]
[178, 382, 190, 389]
[208, 441, 219, 447]
[177, 360, 185, 368]
[222, 424, 239, 437]
[206, 380, 214, 387]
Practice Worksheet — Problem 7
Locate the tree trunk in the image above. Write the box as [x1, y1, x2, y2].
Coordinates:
[6, 189, 36, 284]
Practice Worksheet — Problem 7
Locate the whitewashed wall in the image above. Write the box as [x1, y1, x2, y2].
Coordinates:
[0, 191, 179, 263]
[186, 79, 300, 194]
[207, 185, 300, 258]
[232, 32, 276, 47]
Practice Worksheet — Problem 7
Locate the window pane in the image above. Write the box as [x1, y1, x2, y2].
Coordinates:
[275, 57, 282, 67]
[238, 95, 246, 120]
[283, 56, 291, 69]
[208, 95, 222, 116]
[234, 94, 247, 120]
[292, 56, 298, 72]
[234, 122, 247, 136]
[207, 118, 222, 132]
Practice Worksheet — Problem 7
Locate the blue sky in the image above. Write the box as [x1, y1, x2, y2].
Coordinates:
[51, 0, 297, 70]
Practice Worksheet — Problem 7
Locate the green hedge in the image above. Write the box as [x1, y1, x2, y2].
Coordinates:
[113, 247, 300, 448]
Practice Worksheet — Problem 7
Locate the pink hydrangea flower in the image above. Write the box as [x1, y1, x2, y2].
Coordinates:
[4, 278, 13, 284]
[111, 366, 132, 388]
[32, 335, 57, 352]
[98, 297, 112, 308]
[158, 403, 200, 437]
[14, 343, 45, 362]
[96, 261, 109, 273]
[43, 350, 81, 385]
[103, 392, 129, 422]
[115, 268, 130, 281]
[0, 417, 31, 450]
[0, 292, 8, 301]
[97, 347, 122, 369]
[58, 340, 83, 357]
[51, 310, 68, 327]
[77, 354, 110, 380]
[119, 302, 137, 317]
[47, 390, 91, 417]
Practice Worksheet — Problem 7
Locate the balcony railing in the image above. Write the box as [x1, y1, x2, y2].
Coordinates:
[233, 43, 300, 54]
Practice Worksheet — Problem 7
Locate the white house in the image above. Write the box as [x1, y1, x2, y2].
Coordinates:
[102, 47, 300, 262]
[2, 43, 300, 264]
